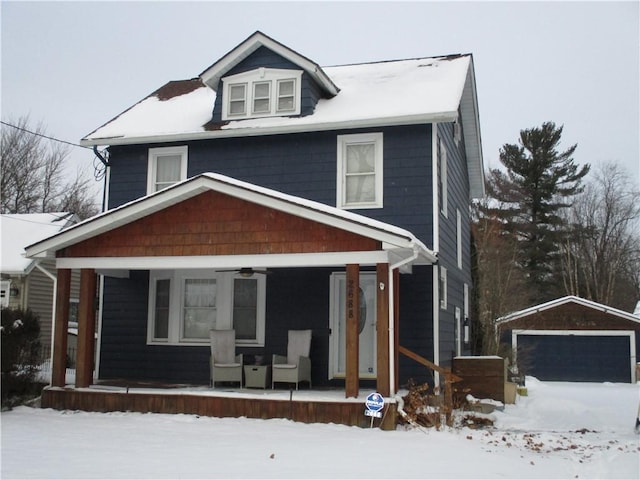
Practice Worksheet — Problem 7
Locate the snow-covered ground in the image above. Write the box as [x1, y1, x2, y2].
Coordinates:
[1, 378, 638, 479]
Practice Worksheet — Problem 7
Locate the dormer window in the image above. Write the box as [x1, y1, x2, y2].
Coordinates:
[222, 68, 302, 120]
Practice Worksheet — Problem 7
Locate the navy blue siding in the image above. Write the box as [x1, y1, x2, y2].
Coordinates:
[437, 121, 472, 367]
[107, 125, 434, 247]
[210, 46, 320, 121]
[101, 118, 478, 385]
[398, 266, 435, 385]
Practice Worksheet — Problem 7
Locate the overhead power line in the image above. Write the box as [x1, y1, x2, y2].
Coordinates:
[0, 120, 92, 150]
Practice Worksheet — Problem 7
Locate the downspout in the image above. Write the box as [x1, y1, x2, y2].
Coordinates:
[34, 262, 57, 387]
[93, 146, 109, 213]
[431, 123, 441, 386]
[93, 146, 109, 382]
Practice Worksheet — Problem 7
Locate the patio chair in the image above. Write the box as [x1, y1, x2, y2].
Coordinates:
[210, 329, 243, 388]
[272, 329, 312, 390]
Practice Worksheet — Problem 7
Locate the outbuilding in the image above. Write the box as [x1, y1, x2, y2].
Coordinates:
[497, 296, 640, 383]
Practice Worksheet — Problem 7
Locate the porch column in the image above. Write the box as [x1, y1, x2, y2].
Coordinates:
[76, 269, 97, 388]
[376, 263, 390, 396]
[51, 268, 71, 387]
[345, 264, 360, 398]
[393, 268, 400, 393]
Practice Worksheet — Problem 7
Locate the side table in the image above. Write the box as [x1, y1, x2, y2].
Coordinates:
[244, 364, 271, 389]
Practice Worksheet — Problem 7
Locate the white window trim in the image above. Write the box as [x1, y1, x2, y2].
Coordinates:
[439, 266, 447, 310]
[456, 209, 462, 269]
[453, 120, 461, 146]
[0, 280, 10, 308]
[439, 137, 448, 217]
[336, 132, 384, 210]
[221, 68, 302, 120]
[147, 270, 266, 347]
[147, 146, 188, 195]
[455, 306, 462, 356]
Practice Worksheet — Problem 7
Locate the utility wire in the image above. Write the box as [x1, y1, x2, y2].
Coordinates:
[0, 120, 92, 150]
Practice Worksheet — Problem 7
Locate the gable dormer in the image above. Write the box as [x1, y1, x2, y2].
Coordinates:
[200, 31, 338, 122]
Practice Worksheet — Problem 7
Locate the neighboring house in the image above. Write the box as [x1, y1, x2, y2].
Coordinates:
[497, 296, 640, 383]
[26, 31, 484, 397]
[1, 213, 79, 350]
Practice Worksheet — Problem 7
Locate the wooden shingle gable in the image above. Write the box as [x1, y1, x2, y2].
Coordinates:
[58, 190, 380, 258]
[496, 296, 640, 331]
[25, 173, 435, 265]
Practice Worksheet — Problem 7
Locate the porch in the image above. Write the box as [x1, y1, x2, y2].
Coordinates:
[26, 174, 439, 423]
[40, 382, 398, 430]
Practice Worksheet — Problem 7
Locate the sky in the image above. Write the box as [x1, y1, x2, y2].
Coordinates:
[2, 1, 639, 201]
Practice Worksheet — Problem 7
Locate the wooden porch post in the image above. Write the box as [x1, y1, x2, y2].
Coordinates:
[51, 268, 71, 387]
[76, 269, 97, 388]
[345, 264, 360, 398]
[393, 268, 400, 393]
[376, 263, 390, 396]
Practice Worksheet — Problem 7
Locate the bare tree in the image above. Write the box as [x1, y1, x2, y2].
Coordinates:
[559, 162, 640, 311]
[1, 116, 99, 219]
[471, 194, 531, 355]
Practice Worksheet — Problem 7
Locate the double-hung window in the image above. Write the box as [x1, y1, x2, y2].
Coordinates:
[148, 270, 266, 346]
[337, 132, 383, 209]
[438, 137, 448, 217]
[439, 267, 448, 310]
[222, 68, 302, 120]
[147, 146, 188, 194]
[456, 209, 462, 269]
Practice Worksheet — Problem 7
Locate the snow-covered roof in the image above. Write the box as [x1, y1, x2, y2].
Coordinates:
[83, 55, 470, 145]
[80, 34, 484, 198]
[496, 295, 640, 325]
[1, 213, 77, 274]
[25, 173, 437, 267]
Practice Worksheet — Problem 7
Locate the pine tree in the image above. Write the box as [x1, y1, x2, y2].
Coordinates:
[489, 122, 590, 303]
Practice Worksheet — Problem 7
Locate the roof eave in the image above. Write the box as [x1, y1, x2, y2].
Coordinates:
[79, 111, 459, 148]
[496, 295, 640, 325]
[25, 174, 434, 262]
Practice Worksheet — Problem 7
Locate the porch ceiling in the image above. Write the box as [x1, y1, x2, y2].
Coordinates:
[26, 173, 436, 272]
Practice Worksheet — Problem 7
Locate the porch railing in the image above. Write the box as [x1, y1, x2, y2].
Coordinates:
[398, 345, 462, 426]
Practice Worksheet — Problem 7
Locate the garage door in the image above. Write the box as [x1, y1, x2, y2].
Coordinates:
[515, 332, 632, 382]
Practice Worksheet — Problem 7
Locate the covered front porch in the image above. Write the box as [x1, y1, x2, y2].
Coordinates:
[27, 174, 438, 425]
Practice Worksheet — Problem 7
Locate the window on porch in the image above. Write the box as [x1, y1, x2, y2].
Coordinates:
[148, 270, 266, 346]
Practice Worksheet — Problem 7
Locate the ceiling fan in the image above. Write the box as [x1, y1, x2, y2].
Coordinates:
[217, 267, 272, 277]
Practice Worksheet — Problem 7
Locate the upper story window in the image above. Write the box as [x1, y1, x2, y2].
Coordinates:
[221, 68, 302, 120]
[147, 146, 188, 194]
[337, 132, 384, 209]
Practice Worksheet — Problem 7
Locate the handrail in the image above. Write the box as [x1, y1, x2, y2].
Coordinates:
[398, 344, 462, 427]
[398, 345, 462, 382]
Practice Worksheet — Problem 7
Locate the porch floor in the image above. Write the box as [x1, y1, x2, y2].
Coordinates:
[40, 380, 398, 430]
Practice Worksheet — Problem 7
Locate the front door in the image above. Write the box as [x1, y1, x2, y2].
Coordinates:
[329, 272, 377, 379]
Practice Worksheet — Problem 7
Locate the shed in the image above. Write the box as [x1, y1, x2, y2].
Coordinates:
[496, 296, 640, 383]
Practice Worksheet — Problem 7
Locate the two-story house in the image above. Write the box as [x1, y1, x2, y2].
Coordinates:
[26, 32, 484, 417]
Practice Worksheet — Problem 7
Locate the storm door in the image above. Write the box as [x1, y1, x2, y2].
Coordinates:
[329, 272, 377, 379]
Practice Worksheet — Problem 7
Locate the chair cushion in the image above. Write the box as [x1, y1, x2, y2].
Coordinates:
[210, 329, 236, 364]
[273, 363, 297, 369]
[214, 363, 241, 368]
[287, 330, 311, 364]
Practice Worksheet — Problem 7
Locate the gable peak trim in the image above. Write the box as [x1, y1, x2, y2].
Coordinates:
[199, 31, 338, 97]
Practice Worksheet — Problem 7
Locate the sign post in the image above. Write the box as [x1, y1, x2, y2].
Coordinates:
[364, 392, 385, 428]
